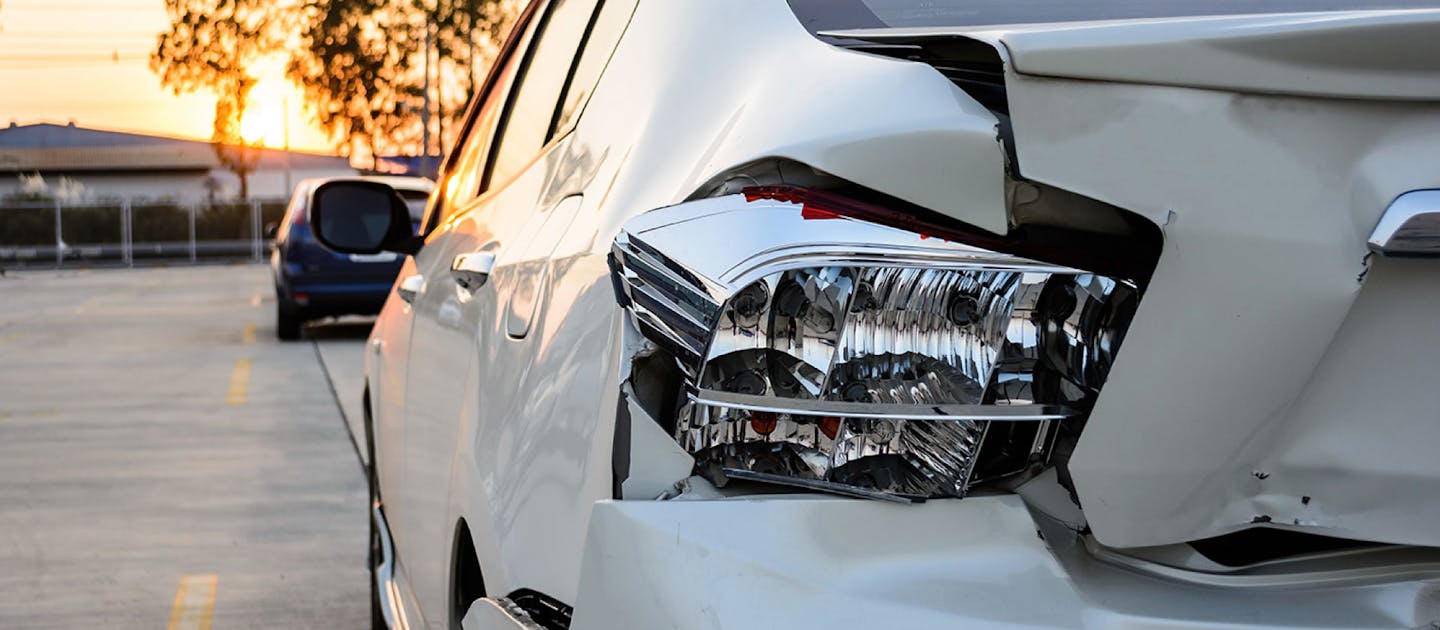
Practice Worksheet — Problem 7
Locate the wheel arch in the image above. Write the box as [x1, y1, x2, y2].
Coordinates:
[449, 518, 487, 627]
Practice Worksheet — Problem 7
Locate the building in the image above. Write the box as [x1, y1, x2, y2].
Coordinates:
[0, 122, 357, 203]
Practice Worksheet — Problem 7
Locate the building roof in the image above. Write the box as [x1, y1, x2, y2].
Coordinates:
[0, 122, 352, 174]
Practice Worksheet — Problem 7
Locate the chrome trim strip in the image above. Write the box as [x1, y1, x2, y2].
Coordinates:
[1368, 189, 1440, 257]
[1084, 535, 1440, 589]
[721, 467, 923, 504]
[690, 389, 1076, 421]
[372, 502, 410, 630]
[723, 244, 1080, 289]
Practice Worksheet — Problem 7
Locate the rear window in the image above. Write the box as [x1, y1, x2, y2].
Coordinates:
[789, 0, 1440, 32]
[397, 190, 431, 222]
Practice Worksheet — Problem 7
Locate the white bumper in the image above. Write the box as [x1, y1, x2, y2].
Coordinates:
[560, 494, 1439, 629]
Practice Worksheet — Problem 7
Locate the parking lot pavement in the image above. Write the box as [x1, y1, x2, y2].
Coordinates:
[308, 323, 370, 468]
[0, 264, 370, 629]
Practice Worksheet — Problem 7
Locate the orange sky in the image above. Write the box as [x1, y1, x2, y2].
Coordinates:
[0, 0, 338, 154]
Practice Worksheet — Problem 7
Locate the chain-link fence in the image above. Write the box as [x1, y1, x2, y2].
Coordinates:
[0, 199, 288, 268]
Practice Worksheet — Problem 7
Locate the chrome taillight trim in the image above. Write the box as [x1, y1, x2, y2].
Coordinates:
[1369, 189, 1440, 258]
[690, 389, 1076, 422]
[612, 192, 1140, 500]
[613, 231, 722, 368]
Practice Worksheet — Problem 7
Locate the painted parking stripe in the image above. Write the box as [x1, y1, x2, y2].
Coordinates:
[72, 297, 101, 315]
[242, 323, 256, 345]
[166, 574, 218, 630]
[226, 359, 251, 406]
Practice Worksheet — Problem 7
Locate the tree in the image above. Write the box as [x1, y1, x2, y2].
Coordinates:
[212, 76, 263, 200]
[151, 0, 283, 200]
[152, 0, 520, 169]
[286, 0, 519, 161]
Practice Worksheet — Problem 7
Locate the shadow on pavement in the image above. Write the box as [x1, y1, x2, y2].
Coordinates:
[305, 318, 375, 341]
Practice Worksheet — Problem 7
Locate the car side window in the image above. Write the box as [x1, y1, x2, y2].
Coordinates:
[481, 0, 601, 194]
[276, 182, 309, 240]
[550, 0, 638, 137]
[422, 11, 538, 234]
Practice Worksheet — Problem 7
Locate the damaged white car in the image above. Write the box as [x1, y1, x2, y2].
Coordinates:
[307, 0, 1440, 628]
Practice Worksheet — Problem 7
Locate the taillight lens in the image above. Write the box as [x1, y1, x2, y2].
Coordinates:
[612, 188, 1140, 501]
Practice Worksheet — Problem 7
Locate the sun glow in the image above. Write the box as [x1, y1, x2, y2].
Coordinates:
[240, 78, 288, 146]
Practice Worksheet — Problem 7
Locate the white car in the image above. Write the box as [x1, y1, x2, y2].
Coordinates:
[308, 1, 1440, 628]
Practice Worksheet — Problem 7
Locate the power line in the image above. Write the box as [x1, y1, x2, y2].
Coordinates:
[0, 59, 150, 70]
[0, 53, 149, 61]
[0, 3, 160, 10]
[0, 33, 157, 39]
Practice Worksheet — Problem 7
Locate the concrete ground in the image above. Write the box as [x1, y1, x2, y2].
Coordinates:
[0, 264, 374, 629]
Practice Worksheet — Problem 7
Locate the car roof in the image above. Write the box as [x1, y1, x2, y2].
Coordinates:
[296, 175, 435, 198]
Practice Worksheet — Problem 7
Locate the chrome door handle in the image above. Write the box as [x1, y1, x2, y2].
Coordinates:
[451, 252, 496, 291]
[397, 273, 424, 303]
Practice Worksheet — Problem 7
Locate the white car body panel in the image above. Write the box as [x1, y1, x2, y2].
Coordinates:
[980, 24, 1440, 548]
[351, 1, 1440, 627]
[846, 11, 1440, 102]
[566, 491, 1440, 629]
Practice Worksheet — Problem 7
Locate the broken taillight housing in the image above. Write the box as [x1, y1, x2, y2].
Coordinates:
[611, 187, 1140, 501]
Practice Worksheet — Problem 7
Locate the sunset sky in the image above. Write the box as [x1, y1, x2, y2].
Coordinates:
[0, 0, 337, 153]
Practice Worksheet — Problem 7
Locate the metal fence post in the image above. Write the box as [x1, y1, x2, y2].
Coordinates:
[53, 200, 62, 268]
[188, 202, 198, 263]
[251, 199, 262, 262]
[122, 200, 133, 267]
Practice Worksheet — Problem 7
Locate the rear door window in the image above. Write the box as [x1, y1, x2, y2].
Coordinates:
[422, 11, 537, 234]
[550, 0, 638, 137]
[481, 0, 601, 193]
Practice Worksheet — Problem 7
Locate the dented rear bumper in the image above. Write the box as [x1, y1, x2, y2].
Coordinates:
[556, 493, 1440, 629]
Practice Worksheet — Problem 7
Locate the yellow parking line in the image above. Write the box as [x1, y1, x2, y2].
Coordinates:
[0, 410, 58, 420]
[226, 359, 251, 406]
[166, 573, 218, 630]
[242, 323, 256, 345]
[72, 298, 101, 315]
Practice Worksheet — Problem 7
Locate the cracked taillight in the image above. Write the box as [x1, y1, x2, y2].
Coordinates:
[612, 187, 1139, 501]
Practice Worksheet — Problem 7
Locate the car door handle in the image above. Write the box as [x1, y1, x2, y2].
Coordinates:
[451, 252, 496, 291]
[396, 273, 424, 303]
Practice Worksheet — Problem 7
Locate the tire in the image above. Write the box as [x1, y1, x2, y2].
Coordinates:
[365, 390, 386, 630]
[369, 497, 385, 629]
[276, 299, 302, 341]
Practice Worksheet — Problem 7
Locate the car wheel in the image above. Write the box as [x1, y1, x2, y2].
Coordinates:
[276, 300, 302, 341]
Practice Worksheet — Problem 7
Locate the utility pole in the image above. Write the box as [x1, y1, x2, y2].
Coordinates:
[437, 28, 446, 158]
[421, 17, 432, 175]
[283, 95, 293, 194]
[468, 22, 477, 97]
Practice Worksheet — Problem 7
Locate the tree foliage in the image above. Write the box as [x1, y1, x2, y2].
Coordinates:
[286, 0, 518, 160]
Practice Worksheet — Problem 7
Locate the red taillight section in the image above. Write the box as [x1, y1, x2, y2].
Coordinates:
[750, 411, 777, 436]
[743, 185, 951, 240]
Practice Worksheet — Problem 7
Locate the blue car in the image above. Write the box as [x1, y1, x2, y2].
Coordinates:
[270, 176, 434, 339]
